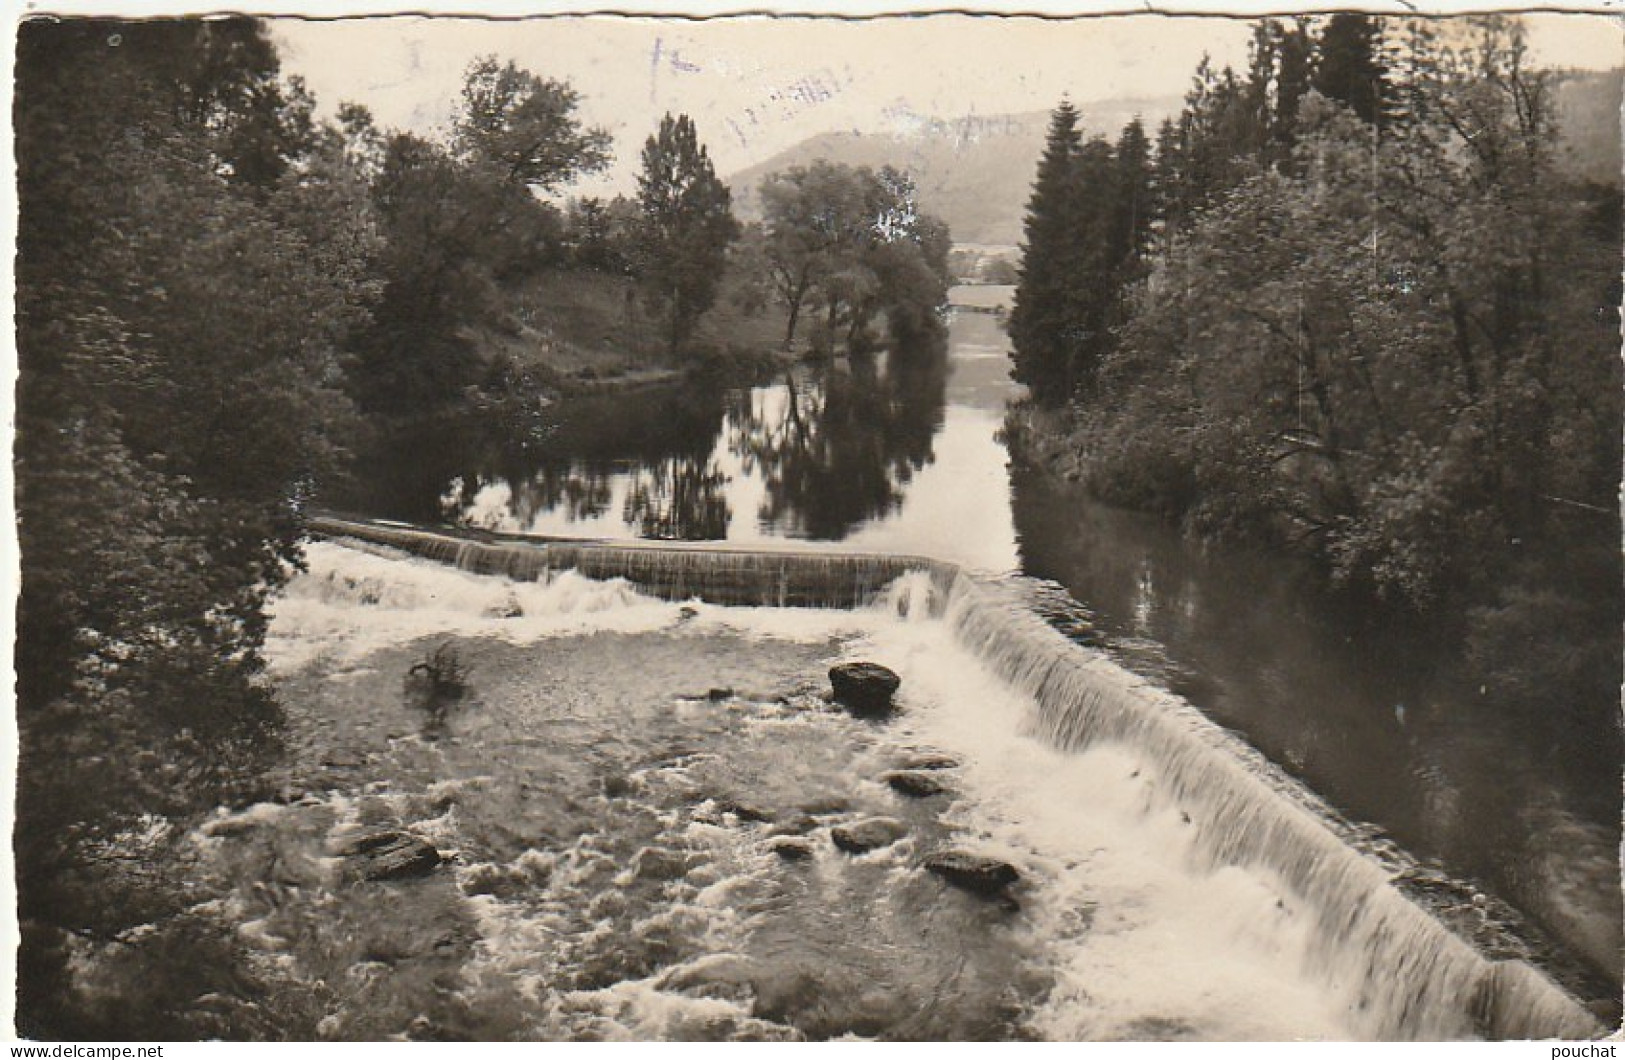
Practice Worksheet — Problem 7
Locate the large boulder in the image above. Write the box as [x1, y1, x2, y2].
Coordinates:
[340, 831, 442, 882]
[831, 817, 908, 854]
[922, 851, 1020, 896]
[829, 662, 901, 714]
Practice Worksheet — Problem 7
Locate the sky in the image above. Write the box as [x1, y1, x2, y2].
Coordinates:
[271, 12, 1625, 197]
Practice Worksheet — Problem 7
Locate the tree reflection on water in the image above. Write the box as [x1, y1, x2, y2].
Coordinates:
[623, 455, 732, 541]
[731, 337, 947, 540]
[363, 332, 951, 544]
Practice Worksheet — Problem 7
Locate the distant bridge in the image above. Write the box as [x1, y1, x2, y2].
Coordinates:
[948, 300, 1008, 316]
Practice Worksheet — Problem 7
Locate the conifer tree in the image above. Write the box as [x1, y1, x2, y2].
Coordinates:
[1009, 101, 1086, 405]
[635, 113, 739, 355]
[1152, 116, 1188, 245]
[1112, 118, 1155, 268]
[1272, 19, 1317, 162]
[1315, 14, 1388, 124]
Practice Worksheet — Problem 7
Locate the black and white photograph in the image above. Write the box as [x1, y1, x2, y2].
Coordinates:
[8, 3, 1624, 1042]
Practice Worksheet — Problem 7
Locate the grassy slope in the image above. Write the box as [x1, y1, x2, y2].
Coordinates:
[471, 266, 795, 392]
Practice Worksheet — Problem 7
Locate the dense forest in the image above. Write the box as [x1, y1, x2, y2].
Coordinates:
[1008, 15, 1623, 721]
[12, 17, 949, 1031]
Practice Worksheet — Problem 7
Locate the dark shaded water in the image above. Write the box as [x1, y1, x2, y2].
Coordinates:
[1011, 470, 1624, 988]
[345, 287, 1620, 991]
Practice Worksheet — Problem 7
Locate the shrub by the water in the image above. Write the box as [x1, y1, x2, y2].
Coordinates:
[409, 641, 473, 703]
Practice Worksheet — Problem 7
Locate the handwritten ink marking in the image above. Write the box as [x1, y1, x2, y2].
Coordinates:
[649, 37, 663, 104]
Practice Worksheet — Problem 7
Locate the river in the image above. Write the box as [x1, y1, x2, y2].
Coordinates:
[340, 285, 1621, 997]
[31, 284, 1596, 1040]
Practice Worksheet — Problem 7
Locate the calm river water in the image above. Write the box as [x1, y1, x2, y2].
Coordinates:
[351, 286, 1621, 993]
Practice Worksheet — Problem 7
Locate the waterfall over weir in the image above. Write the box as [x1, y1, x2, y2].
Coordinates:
[307, 516, 960, 610]
[306, 515, 1605, 1041]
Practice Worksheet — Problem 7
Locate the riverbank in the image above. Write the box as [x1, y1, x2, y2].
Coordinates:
[1001, 401, 1087, 483]
[1002, 398, 1624, 1000]
[472, 267, 797, 398]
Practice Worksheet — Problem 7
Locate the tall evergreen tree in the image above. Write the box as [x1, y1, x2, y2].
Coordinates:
[1112, 118, 1156, 268]
[1066, 136, 1124, 393]
[1151, 116, 1189, 246]
[1315, 14, 1388, 124]
[635, 113, 739, 355]
[1272, 19, 1317, 162]
[1009, 101, 1087, 405]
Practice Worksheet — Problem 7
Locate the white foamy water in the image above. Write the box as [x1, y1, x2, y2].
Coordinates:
[261, 542, 1355, 1039]
[846, 608, 1362, 1040]
[267, 541, 885, 673]
[255, 539, 1597, 1041]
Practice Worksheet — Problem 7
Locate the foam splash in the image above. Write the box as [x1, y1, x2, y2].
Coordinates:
[848, 576, 1603, 1041]
[848, 614, 1361, 1040]
[267, 541, 884, 674]
[267, 527, 1603, 1041]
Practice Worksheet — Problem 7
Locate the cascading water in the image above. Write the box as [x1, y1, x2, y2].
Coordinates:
[304, 516, 1605, 1041]
[307, 516, 960, 610]
[930, 573, 1604, 1041]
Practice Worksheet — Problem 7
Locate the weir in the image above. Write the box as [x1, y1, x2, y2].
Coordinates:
[307, 516, 961, 610]
[304, 514, 1606, 1042]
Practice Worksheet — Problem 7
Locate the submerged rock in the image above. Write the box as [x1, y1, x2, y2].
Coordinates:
[713, 797, 775, 824]
[896, 752, 958, 771]
[831, 817, 907, 854]
[769, 836, 815, 861]
[340, 831, 442, 882]
[883, 770, 948, 798]
[922, 851, 1020, 896]
[798, 796, 850, 816]
[626, 845, 693, 882]
[828, 662, 901, 714]
[460, 850, 553, 899]
[768, 814, 820, 837]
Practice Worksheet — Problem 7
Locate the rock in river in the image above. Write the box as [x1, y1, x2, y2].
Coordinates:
[769, 836, 815, 861]
[922, 851, 1020, 896]
[831, 817, 908, 854]
[896, 751, 958, 771]
[883, 770, 948, 798]
[828, 662, 901, 715]
[340, 831, 442, 882]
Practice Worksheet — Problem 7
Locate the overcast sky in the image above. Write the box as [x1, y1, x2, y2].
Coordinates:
[272, 13, 1623, 197]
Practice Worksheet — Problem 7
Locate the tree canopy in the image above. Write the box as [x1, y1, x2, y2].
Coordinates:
[757, 160, 951, 354]
[12, 20, 625, 926]
[1012, 14, 1621, 719]
[454, 55, 612, 189]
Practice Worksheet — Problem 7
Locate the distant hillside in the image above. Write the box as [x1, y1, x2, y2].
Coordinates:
[727, 72, 1618, 249]
[727, 98, 1181, 248]
[1553, 68, 1623, 186]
